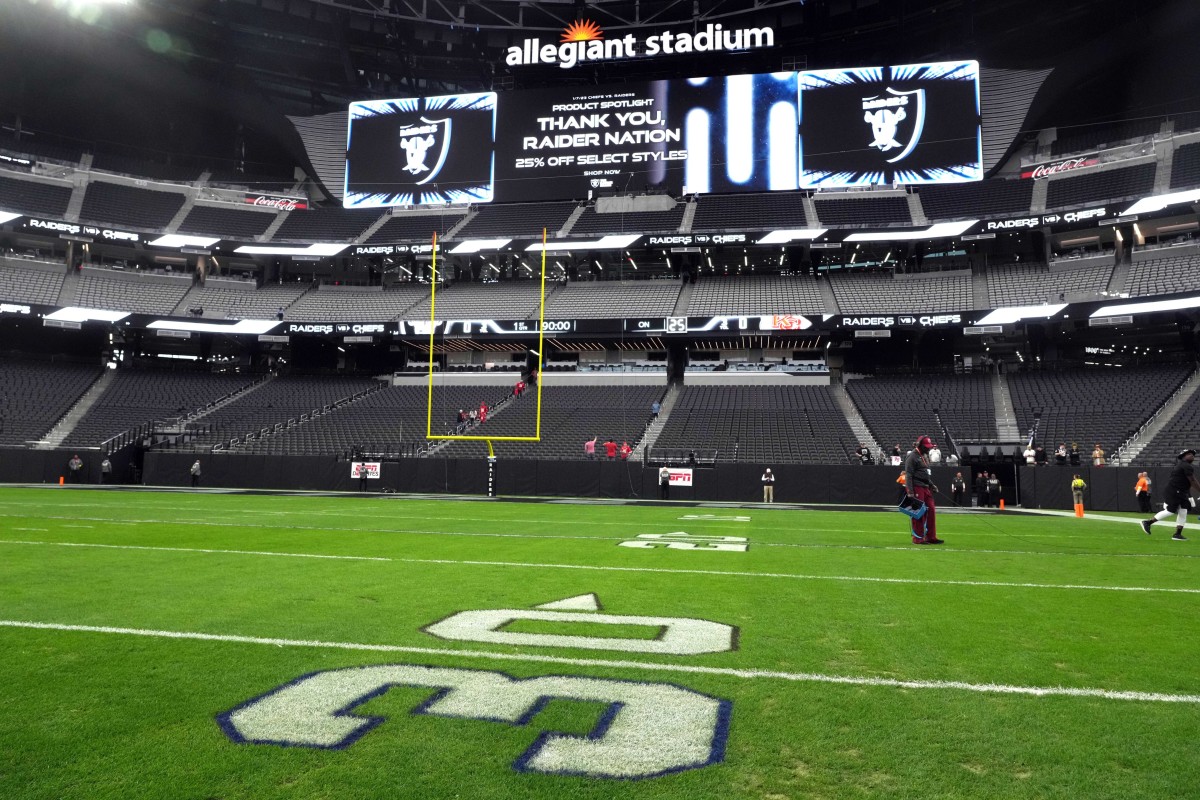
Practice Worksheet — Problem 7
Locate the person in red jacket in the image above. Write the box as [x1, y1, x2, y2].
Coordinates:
[604, 439, 618, 459]
[619, 441, 632, 460]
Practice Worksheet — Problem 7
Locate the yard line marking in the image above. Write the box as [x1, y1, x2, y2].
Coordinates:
[0, 540, 390, 562]
[1, 619, 1197, 705]
[1, 539, 1197, 595]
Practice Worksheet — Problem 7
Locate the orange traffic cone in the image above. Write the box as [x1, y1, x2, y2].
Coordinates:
[999, 498, 1005, 511]
[1074, 503, 1084, 518]
[58, 476, 64, 486]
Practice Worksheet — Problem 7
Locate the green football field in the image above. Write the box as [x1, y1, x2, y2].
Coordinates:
[1, 486, 1197, 799]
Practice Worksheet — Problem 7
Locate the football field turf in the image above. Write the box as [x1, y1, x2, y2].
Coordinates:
[0, 486, 1197, 799]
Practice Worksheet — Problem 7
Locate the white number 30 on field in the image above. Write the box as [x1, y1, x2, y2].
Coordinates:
[217, 663, 730, 780]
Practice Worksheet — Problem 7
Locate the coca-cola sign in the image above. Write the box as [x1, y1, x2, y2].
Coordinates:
[244, 194, 309, 211]
[1021, 154, 1099, 180]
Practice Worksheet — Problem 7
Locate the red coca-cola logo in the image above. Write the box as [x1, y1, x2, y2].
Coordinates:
[1021, 156, 1098, 180]
[244, 195, 308, 211]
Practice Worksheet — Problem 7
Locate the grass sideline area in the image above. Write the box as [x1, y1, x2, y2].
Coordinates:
[1, 486, 1197, 799]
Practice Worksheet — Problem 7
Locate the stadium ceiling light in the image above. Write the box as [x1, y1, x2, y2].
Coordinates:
[235, 244, 349, 257]
[975, 303, 1068, 325]
[756, 229, 829, 244]
[1121, 188, 1200, 216]
[844, 221, 978, 242]
[1089, 295, 1200, 318]
[147, 235, 221, 249]
[44, 307, 130, 323]
[526, 234, 641, 252]
[449, 239, 512, 254]
[0, 211, 23, 225]
[147, 319, 283, 335]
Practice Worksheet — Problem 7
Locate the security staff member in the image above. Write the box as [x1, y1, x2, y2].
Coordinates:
[1142, 449, 1200, 541]
[658, 465, 671, 500]
[951, 472, 966, 506]
[975, 471, 989, 508]
[1134, 472, 1151, 514]
[761, 468, 775, 503]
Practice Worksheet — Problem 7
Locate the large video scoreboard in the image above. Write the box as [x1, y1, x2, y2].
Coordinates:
[343, 61, 981, 208]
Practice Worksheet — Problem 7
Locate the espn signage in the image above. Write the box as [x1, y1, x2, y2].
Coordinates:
[244, 193, 308, 211]
[505, 21, 774, 70]
[1020, 154, 1099, 180]
[984, 207, 1110, 231]
[665, 468, 694, 487]
[350, 461, 381, 479]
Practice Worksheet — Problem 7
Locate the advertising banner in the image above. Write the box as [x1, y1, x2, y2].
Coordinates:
[667, 468, 694, 487]
[351, 461, 381, 479]
[1020, 155, 1099, 180]
[244, 193, 309, 211]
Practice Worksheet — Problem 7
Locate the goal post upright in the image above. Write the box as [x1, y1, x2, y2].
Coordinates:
[424, 227, 547, 447]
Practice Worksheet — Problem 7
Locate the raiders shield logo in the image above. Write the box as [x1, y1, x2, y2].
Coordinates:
[862, 88, 926, 164]
[398, 117, 452, 185]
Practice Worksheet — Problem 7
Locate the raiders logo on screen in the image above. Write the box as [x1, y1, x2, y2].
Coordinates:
[862, 88, 926, 163]
[799, 61, 981, 188]
[345, 93, 497, 208]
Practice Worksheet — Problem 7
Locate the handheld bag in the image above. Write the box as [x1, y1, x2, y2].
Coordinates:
[898, 494, 927, 520]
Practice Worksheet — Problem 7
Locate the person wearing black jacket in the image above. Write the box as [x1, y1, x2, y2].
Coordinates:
[905, 435, 943, 545]
[1141, 449, 1200, 541]
[951, 472, 967, 506]
[975, 472, 988, 508]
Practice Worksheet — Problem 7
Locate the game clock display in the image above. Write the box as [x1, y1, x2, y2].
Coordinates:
[798, 61, 982, 188]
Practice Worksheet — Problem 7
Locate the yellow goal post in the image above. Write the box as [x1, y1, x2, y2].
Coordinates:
[425, 228, 547, 452]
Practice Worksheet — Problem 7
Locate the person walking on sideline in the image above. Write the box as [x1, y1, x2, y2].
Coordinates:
[761, 468, 775, 503]
[190, 459, 202, 488]
[1142, 449, 1200, 541]
[68, 454, 83, 483]
[895, 469, 908, 504]
[100, 458, 112, 485]
[1135, 472, 1151, 513]
[905, 435, 943, 545]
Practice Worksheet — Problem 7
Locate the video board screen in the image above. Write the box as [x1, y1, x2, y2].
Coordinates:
[343, 62, 983, 206]
[493, 72, 799, 201]
[798, 61, 982, 188]
[344, 73, 798, 207]
[344, 93, 497, 208]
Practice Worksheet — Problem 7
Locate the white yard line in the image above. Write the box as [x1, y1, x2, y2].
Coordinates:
[0, 512, 1185, 560]
[1, 539, 1197, 595]
[0, 618, 1195, 705]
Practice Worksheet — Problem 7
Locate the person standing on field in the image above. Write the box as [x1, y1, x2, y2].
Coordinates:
[658, 465, 671, 500]
[905, 435, 943, 545]
[951, 472, 966, 506]
[190, 459, 202, 487]
[761, 468, 775, 503]
[1071, 474, 1087, 516]
[1135, 472, 1151, 513]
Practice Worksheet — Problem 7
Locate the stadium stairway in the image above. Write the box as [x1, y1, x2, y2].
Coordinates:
[559, 204, 586, 236]
[992, 373, 1022, 440]
[672, 280, 694, 316]
[631, 383, 678, 459]
[906, 193, 927, 226]
[972, 268, 989, 309]
[37, 368, 115, 448]
[818, 276, 839, 313]
[259, 210, 289, 241]
[165, 194, 196, 233]
[64, 160, 88, 221]
[831, 383, 881, 457]
[679, 199, 696, 232]
[55, 265, 81, 307]
[1117, 365, 1200, 464]
[1106, 259, 1131, 295]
